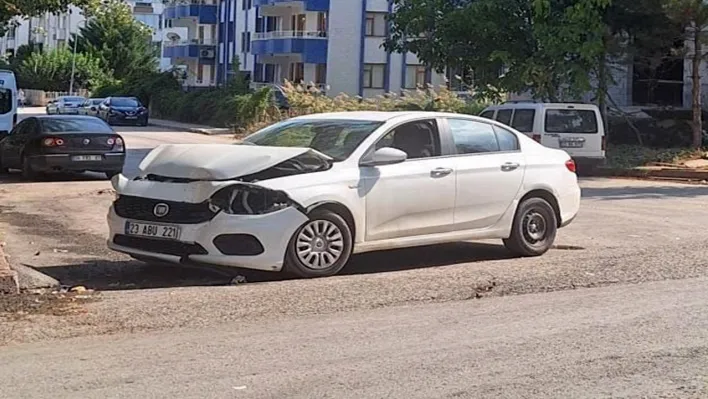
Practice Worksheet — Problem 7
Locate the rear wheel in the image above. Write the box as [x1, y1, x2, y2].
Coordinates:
[104, 170, 121, 180]
[503, 197, 557, 257]
[21, 155, 41, 181]
[284, 209, 353, 278]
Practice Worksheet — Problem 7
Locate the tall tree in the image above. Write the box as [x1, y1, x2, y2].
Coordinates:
[664, 0, 708, 148]
[0, 0, 99, 34]
[70, 0, 157, 80]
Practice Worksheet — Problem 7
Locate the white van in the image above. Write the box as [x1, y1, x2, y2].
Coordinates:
[480, 102, 606, 168]
[0, 69, 18, 134]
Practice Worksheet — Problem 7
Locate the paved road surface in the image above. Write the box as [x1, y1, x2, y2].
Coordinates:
[2, 277, 708, 399]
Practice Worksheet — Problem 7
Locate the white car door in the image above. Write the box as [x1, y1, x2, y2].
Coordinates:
[444, 118, 525, 231]
[361, 118, 456, 242]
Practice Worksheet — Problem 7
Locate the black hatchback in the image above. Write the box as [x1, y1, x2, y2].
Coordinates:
[98, 97, 149, 126]
[0, 115, 125, 180]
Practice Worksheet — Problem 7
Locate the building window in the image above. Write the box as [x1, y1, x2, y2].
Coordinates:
[7, 26, 15, 39]
[241, 32, 250, 52]
[363, 64, 385, 89]
[289, 62, 304, 83]
[241, 0, 250, 10]
[197, 64, 204, 83]
[315, 64, 327, 84]
[365, 12, 386, 37]
[291, 14, 306, 33]
[317, 12, 327, 33]
[405, 65, 427, 89]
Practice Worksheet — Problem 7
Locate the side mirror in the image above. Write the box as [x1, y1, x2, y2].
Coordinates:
[360, 147, 408, 167]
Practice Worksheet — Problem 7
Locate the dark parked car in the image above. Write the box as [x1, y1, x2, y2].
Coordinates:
[0, 115, 125, 180]
[98, 97, 148, 126]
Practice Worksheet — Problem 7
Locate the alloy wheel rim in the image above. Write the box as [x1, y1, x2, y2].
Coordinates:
[523, 210, 547, 244]
[296, 220, 345, 270]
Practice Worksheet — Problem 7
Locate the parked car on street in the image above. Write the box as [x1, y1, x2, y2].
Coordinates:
[0, 115, 125, 180]
[79, 98, 105, 117]
[98, 97, 149, 126]
[0, 69, 18, 135]
[479, 102, 606, 171]
[107, 111, 581, 278]
[46, 96, 87, 115]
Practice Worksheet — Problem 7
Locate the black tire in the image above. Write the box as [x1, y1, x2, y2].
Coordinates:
[503, 197, 558, 257]
[284, 209, 354, 278]
[104, 170, 121, 180]
[21, 155, 41, 181]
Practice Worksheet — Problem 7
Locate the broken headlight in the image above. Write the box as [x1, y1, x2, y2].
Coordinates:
[208, 184, 295, 215]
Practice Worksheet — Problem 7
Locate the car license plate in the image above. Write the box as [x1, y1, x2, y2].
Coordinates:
[125, 221, 181, 240]
[72, 155, 103, 161]
[560, 140, 584, 148]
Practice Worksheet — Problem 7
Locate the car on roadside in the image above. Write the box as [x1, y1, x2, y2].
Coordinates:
[107, 111, 581, 278]
[0, 115, 125, 180]
[46, 96, 87, 115]
[98, 97, 149, 126]
[479, 102, 606, 172]
[79, 98, 105, 117]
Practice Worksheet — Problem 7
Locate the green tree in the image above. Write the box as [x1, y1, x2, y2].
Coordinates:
[70, 0, 157, 80]
[15, 47, 105, 91]
[664, 0, 708, 148]
[0, 0, 99, 35]
[386, 0, 611, 101]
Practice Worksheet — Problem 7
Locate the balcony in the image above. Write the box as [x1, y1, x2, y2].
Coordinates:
[252, 31, 328, 64]
[163, 39, 217, 61]
[164, 2, 217, 24]
[253, 0, 329, 12]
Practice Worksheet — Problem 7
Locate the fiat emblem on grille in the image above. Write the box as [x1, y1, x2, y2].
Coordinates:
[83, 138, 90, 145]
[153, 203, 169, 217]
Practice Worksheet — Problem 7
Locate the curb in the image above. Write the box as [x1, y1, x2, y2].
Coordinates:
[148, 121, 232, 136]
[0, 244, 19, 294]
[592, 167, 708, 181]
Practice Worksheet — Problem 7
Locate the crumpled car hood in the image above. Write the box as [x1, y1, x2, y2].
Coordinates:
[137, 144, 319, 181]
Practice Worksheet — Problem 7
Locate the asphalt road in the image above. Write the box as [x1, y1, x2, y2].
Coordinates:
[2, 277, 708, 398]
[2, 108, 708, 397]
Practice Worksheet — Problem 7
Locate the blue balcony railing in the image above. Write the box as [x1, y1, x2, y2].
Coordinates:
[162, 40, 217, 62]
[252, 31, 328, 64]
[253, 0, 329, 12]
[164, 4, 218, 24]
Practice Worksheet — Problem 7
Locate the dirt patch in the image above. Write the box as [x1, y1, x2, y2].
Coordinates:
[0, 291, 102, 321]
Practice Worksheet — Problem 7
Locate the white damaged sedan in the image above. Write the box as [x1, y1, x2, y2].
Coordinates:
[107, 111, 581, 278]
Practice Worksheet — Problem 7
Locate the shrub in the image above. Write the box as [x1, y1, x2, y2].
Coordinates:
[16, 48, 106, 91]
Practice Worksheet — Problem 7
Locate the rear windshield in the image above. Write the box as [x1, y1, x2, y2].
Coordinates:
[510, 109, 535, 132]
[544, 109, 599, 134]
[41, 118, 113, 133]
[111, 98, 141, 107]
[0, 88, 11, 114]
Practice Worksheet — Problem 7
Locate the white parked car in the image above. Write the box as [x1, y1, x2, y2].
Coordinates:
[480, 102, 606, 170]
[107, 111, 581, 278]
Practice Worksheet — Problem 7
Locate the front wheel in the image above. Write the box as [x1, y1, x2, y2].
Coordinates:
[284, 209, 353, 278]
[503, 197, 558, 257]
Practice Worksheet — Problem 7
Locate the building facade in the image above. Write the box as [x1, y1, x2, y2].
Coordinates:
[0, 1, 171, 71]
[161, 0, 447, 95]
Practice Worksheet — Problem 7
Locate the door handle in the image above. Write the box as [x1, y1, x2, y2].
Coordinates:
[501, 162, 520, 172]
[430, 167, 453, 177]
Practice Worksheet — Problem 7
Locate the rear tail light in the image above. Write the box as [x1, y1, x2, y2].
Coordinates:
[42, 137, 65, 147]
[532, 134, 542, 142]
[565, 159, 577, 173]
[111, 136, 124, 151]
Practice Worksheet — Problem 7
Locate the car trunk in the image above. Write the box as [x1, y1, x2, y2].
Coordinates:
[38, 132, 119, 154]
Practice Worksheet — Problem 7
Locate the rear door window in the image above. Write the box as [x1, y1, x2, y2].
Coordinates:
[495, 109, 512, 125]
[479, 110, 494, 119]
[510, 109, 535, 133]
[544, 109, 599, 134]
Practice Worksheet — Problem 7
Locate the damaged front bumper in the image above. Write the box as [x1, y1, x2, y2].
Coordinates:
[106, 175, 309, 272]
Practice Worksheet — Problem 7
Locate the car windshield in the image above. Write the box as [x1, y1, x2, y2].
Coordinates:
[242, 119, 384, 161]
[90, 99, 104, 105]
[111, 98, 140, 107]
[41, 117, 113, 133]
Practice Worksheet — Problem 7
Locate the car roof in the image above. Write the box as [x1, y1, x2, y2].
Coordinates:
[484, 102, 600, 111]
[290, 111, 492, 123]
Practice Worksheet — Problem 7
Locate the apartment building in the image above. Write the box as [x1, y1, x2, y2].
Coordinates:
[0, 1, 171, 71]
[163, 0, 446, 95]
